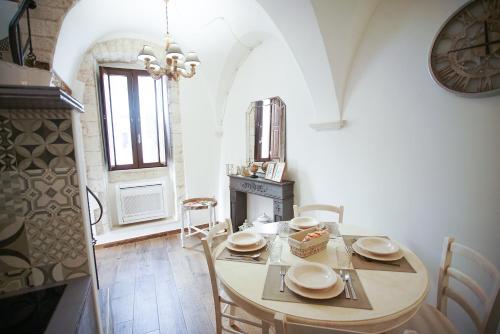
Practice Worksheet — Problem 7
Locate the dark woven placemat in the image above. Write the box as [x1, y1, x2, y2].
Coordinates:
[343, 235, 416, 273]
[216, 234, 275, 264]
[262, 265, 372, 310]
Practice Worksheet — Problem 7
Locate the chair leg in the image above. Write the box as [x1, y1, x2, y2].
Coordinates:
[180, 205, 185, 248]
[210, 206, 215, 229]
[215, 300, 223, 334]
[212, 205, 217, 226]
[215, 313, 223, 334]
[207, 206, 211, 230]
[262, 321, 270, 334]
[187, 210, 192, 234]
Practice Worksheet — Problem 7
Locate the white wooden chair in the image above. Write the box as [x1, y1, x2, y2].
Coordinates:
[293, 204, 344, 224]
[274, 313, 410, 334]
[274, 313, 421, 334]
[389, 237, 500, 334]
[201, 219, 270, 334]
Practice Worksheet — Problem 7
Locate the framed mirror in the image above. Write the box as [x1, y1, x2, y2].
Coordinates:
[246, 96, 286, 163]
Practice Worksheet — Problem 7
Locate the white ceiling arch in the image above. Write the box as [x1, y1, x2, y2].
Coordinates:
[53, 0, 378, 132]
[53, 0, 283, 130]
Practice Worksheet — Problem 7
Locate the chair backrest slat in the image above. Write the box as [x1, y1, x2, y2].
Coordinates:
[447, 267, 488, 304]
[444, 286, 482, 329]
[293, 204, 344, 224]
[205, 219, 230, 250]
[437, 237, 500, 334]
[450, 243, 498, 279]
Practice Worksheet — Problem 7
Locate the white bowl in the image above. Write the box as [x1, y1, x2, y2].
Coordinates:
[287, 262, 337, 290]
[290, 217, 320, 229]
[285, 274, 344, 299]
[226, 238, 267, 253]
[356, 237, 400, 255]
[352, 242, 404, 261]
[227, 231, 261, 247]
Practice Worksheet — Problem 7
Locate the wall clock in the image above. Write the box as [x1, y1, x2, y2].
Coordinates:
[429, 0, 500, 97]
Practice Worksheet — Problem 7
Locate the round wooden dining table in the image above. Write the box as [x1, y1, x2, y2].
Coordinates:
[214, 222, 429, 333]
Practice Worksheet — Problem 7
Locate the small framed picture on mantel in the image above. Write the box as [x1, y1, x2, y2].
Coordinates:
[272, 162, 286, 182]
[265, 163, 275, 180]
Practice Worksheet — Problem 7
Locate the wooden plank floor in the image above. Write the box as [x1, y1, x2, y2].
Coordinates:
[96, 234, 266, 334]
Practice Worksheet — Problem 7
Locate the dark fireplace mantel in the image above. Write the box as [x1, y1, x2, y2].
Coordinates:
[229, 175, 294, 232]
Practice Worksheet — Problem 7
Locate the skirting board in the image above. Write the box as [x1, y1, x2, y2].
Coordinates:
[95, 223, 210, 248]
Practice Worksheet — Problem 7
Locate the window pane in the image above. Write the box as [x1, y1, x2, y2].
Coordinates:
[138, 76, 160, 164]
[102, 73, 116, 168]
[109, 75, 134, 165]
[260, 103, 271, 159]
[157, 79, 167, 164]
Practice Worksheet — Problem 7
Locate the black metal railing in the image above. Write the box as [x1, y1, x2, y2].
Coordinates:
[86, 186, 103, 289]
[8, 0, 37, 66]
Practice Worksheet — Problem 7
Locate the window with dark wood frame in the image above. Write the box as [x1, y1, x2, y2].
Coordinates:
[99, 67, 169, 171]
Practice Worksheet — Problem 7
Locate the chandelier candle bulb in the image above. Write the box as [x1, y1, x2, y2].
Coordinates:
[137, 45, 157, 62]
[149, 60, 161, 71]
[185, 52, 201, 67]
[166, 43, 185, 60]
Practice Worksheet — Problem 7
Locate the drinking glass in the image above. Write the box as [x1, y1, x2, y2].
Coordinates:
[278, 221, 289, 239]
[324, 221, 341, 238]
[225, 164, 235, 175]
[336, 239, 353, 269]
[269, 238, 283, 264]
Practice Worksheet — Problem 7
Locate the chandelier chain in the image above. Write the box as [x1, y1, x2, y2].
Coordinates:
[165, 1, 169, 35]
[138, 0, 200, 81]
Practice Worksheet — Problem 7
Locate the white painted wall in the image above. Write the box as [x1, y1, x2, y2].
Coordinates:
[180, 77, 220, 199]
[219, 1, 500, 332]
[218, 36, 316, 223]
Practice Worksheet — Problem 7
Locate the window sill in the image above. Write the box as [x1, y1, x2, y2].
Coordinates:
[108, 166, 169, 183]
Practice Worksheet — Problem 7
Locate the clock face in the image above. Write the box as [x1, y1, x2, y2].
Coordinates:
[430, 0, 500, 96]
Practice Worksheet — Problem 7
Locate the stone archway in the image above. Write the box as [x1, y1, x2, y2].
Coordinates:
[75, 38, 186, 235]
[21, 0, 79, 66]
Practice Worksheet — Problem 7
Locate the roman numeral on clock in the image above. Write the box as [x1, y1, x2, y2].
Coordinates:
[479, 77, 492, 92]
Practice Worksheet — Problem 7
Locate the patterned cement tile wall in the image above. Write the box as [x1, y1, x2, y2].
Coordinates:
[0, 111, 17, 172]
[0, 109, 89, 293]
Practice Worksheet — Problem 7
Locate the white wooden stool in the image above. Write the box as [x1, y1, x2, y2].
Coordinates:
[180, 197, 217, 247]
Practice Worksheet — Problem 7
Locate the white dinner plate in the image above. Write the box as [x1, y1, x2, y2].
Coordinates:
[356, 237, 400, 255]
[228, 231, 262, 247]
[288, 223, 304, 231]
[290, 217, 320, 229]
[285, 274, 345, 300]
[287, 263, 337, 290]
[352, 242, 404, 261]
[225, 238, 266, 253]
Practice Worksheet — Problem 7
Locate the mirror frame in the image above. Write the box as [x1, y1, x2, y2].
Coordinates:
[246, 96, 286, 164]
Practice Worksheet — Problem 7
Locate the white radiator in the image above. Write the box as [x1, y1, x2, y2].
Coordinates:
[115, 180, 168, 225]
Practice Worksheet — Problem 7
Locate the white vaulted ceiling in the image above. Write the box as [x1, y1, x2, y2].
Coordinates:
[53, 0, 379, 129]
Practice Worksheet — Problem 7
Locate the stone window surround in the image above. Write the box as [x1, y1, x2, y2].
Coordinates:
[76, 38, 186, 235]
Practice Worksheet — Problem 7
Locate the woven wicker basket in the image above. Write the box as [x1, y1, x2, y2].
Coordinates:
[288, 227, 330, 258]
